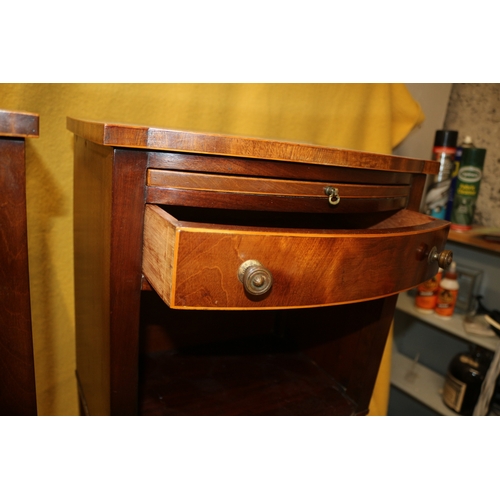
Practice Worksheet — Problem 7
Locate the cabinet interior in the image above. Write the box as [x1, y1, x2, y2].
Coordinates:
[138, 286, 393, 416]
[157, 205, 433, 232]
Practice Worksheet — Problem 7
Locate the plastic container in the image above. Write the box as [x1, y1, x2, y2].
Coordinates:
[435, 262, 459, 318]
[415, 270, 442, 314]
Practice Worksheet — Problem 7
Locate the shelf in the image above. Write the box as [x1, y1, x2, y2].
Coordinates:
[138, 334, 358, 416]
[448, 227, 500, 254]
[396, 292, 499, 351]
[391, 350, 456, 416]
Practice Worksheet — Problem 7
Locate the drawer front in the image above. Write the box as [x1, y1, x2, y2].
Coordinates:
[143, 205, 450, 310]
[146, 169, 410, 213]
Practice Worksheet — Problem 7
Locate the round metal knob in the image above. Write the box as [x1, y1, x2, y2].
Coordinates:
[238, 260, 273, 296]
[428, 247, 453, 269]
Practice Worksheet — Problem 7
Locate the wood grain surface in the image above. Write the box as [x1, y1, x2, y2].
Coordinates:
[0, 109, 39, 137]
[69, 116, 448, 416]
[147, 169, 411, 198]
[67, 117, 439, 174]
[148, 152, 414, 184]
[73, 137, 148, 415]
[143, 205, 450, 309]
[0, 133, 37, 415]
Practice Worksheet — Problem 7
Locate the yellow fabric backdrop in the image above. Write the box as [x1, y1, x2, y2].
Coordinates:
[0, 84, 424, 416]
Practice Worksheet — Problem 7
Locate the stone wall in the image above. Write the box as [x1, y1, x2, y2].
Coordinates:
[444, 83, 500, 228]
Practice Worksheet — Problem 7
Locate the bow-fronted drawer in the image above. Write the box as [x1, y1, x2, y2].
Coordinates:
[142, 205, 450, 310]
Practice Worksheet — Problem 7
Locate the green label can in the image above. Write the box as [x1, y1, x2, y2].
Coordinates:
[450, 147, 486, 231]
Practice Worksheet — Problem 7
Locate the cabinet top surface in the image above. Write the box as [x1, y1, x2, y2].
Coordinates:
[0, 110, 39, 138]
[67, 116, 439, 174]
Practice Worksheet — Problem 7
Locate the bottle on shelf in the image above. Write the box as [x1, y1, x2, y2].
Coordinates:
[442, 344, 493, 415]
[445, 136, 474, 220]
[415, 269, 442, 314]
[435, 261, 459, 319]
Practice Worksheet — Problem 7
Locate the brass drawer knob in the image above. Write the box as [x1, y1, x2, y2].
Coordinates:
[238, 260, 273, 296]
[428, 246, 453, 269]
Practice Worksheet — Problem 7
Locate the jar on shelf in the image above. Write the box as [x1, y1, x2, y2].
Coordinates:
[415, 270, 442, 314]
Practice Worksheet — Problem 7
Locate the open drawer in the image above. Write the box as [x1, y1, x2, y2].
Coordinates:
[142, 205, 451, 310]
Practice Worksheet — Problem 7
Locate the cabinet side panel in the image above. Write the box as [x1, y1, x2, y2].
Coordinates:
[0, 138, 37, 415]
[108, 149, 148, 415]
[74, 143, 148, 416]
[407, 173, 427, 212]
[73, 137, 113, 415]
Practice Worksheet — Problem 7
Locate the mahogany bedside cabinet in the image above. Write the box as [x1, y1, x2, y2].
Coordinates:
[0, 110, 39, 416]
[67, 117, 452, 416]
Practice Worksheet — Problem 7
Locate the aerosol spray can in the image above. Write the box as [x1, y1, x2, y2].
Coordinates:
[424, 130, 458, 219]
[450, 147, 487, 231]
[445, 136, 474, 220]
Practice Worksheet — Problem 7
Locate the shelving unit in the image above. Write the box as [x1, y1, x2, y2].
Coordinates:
[391, 350, 455, 416]
[390, 228, 500, 416]
[448, 227, 500, 254]
[396, 292, 498, 352]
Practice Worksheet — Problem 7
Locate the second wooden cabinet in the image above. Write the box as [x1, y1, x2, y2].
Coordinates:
[0, 109, 38, 416]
